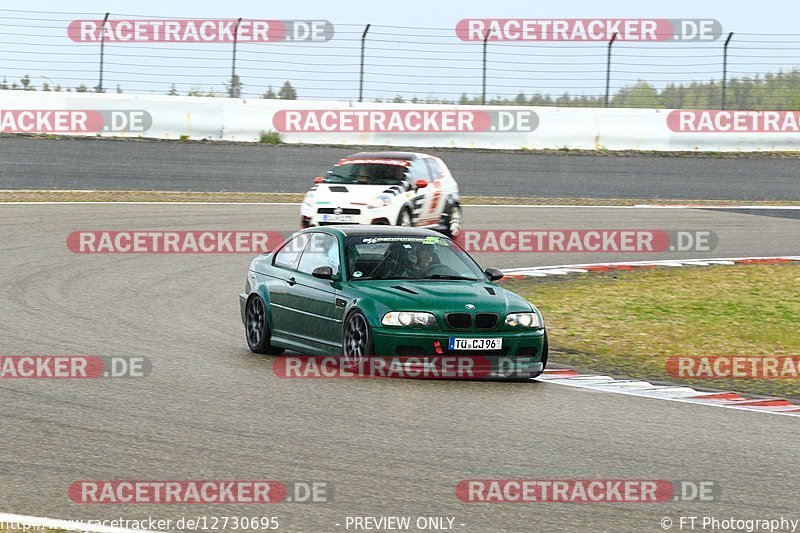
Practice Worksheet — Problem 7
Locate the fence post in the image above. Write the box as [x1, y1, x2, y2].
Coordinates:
[358, 24, 371, 102]
[96, 12, 109, 93]
[604, 32, 617, 108]
[230, 17, 242, 98]
[721, 32, 734, 110]
[481, 30, 490, 105]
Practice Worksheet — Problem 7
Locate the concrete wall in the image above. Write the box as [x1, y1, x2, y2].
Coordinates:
[2, 90, 799, 151]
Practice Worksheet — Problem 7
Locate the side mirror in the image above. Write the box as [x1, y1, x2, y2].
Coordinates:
[312, 266, 334, 279]
[313, 176, 325, 184]
[484, 268, 504, 281]
[415, 179, 428, 189]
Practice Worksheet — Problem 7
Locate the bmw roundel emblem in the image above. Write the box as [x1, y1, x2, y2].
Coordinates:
[465, 304, 475, 310]
[333, 207, 344, 215]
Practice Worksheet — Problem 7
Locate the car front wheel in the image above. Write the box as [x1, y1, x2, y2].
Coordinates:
[397, 208, 413, 227]
[444, 204, 462, 238]
[245, 295, 284, 355]
[343, 310, 373, 368]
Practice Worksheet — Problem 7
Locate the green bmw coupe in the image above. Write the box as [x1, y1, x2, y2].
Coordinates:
[240, 226, 547, 379]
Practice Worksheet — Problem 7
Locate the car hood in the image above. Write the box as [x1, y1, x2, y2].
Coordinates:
[311, 183, 406, 205]
[349, 279, 532, 315]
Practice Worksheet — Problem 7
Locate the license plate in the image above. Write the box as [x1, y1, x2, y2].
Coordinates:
[322, 214, 357, 223]
[448, 338, 503, 350]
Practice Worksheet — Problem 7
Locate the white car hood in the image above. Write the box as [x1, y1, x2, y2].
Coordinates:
[311, 183, 405, 206]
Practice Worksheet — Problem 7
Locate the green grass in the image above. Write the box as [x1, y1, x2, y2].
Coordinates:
[259, 130, 283, 144]
[503, 263, 800, 399]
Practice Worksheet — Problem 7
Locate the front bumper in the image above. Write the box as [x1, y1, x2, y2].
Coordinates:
[370, 327, 546, 378]
[301, 203, 393, 227]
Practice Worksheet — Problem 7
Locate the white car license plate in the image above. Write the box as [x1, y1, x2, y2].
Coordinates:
[322, 214, 357, 223]
[448, 338, 503, 350]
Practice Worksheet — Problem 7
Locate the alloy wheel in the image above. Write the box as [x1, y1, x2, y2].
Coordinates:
[246, 297, 266, 348]
[343, 313, 369, 367]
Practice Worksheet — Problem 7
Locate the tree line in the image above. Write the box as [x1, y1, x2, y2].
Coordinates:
[386, 69, 800, 110]
[0, 76, 299, 100]
[3, 70, 800, 109]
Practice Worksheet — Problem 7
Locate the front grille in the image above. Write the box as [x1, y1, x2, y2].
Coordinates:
[445, 313, 472, 329]
[475, 313, 499, 330]
[317, 207, 361, 215]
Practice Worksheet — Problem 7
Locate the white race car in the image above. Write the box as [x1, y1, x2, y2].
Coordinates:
[300, 151, 462, 237]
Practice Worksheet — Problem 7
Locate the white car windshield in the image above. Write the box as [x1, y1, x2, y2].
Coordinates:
[326, 163, 407, 186]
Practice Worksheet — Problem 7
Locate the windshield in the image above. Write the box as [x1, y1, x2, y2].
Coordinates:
[344, 235, 486, 281]
[325, 161, 408, 186]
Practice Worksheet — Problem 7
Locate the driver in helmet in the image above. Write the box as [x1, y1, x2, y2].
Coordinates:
[405, 243, 438, 277]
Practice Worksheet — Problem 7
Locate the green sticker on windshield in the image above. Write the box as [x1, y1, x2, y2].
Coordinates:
[422, 236, 440, 245]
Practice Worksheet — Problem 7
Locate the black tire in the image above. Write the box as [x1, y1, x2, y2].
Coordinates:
[245, 295, 284, 355]
[442, 203, 463, 238]
[540, 330, 549, 370]
[342, 310, 373, 368]
[396, 208, 413, 227]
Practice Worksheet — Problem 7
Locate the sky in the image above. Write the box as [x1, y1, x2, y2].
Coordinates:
[0, 0, 797, 102]
[16, 0, 792, 31]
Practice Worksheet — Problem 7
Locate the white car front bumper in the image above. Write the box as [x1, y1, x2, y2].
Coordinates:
[301, 203, 397, 227]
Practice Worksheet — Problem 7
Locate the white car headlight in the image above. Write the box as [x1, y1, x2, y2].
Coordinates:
[304, 192, 314, 206]
[505, 312, 542, 328]
[382, 311, 436, 327]
[368, 195, 391, 209]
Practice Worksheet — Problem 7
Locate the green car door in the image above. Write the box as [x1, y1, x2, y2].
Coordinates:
[267, 232, 310, 337]
[281, 232, 343, 352]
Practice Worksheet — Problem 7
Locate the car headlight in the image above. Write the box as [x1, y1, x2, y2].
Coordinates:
[382, 311, 436, 327]
[368, 195, 391, 209]
[505, 312, 542, 328]
[303, 192, 315, 206]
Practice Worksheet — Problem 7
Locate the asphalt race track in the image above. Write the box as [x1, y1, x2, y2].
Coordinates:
[2, 137, 800, 200]
[1, 203, 799, 532]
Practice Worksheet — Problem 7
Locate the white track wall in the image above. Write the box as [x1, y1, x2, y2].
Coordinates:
[2, 90, 799, 151]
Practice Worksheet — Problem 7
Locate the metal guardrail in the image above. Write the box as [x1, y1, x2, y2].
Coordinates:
[0, 9, 798, 108]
